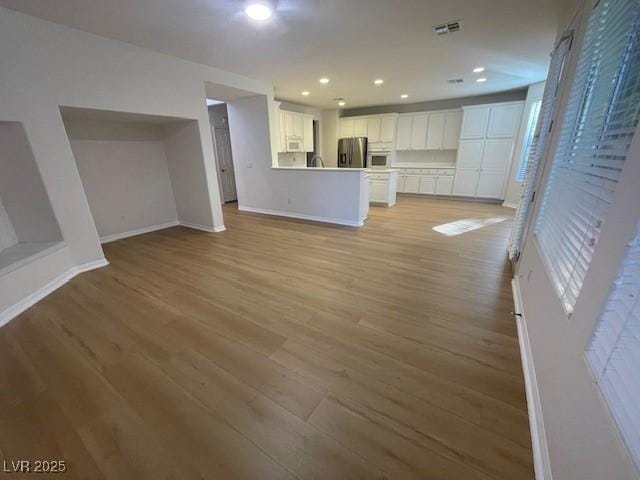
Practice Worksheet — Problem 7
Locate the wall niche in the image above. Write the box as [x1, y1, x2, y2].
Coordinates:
[0, 121, 63, 274]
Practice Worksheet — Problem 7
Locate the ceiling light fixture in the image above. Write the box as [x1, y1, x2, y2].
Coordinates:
[374, 79, 384, 85]
[245, 2, 273, 21]
[319, 77, 330, 84]
[476, 77, 487, 83]
[301, 91, 310, 96]
[338, 101, 346, 106]
[400, 94, 408, 99]
[473, 67, 485, 73]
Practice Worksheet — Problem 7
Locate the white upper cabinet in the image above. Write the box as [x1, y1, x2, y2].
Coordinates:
[426, 112, 446, 150]
[278, 109, 314, 152]
[292, 115, 304, 137]
[396, 109, 461, 150]
[284, 112, 294, 138]
[443, 110, 463, 149]
[460, 107, 490, 139]
[380, 116, 395, 142]
[354, 118, 368, 137]
[411, 114, 429, 150]
[341, 118, 354, 138]
[367, 117, 381, 142]
[339, 115, 396, 142]
[487, 103, 524, 138]
[396, 116, 413, 150]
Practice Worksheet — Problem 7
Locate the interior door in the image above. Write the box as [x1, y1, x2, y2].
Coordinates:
[214, 127, 237, 203]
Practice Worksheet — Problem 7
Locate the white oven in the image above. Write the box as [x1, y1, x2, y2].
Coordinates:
[367, 145, 393, 169]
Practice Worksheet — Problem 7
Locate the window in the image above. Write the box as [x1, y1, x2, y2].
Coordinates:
[508, 34, 574, 261]
[534, 0, 640, 313]
[586, 224, 640, 470]
[515, 101, 542, 182]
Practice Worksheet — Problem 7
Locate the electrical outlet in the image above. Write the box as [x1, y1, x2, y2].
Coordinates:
[247, 162, 253, 168]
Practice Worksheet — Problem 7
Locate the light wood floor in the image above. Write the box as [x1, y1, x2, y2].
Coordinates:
[0, 196, 533, 479]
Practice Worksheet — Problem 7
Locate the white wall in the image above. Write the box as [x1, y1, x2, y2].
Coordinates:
[0, 197, 18, 251]
[515, 1, 640, 478]
[503, 82, 546, 207]
[228, 95, 367, 226]
[64, 119, 179, 240]
[0, 6, 272, 321]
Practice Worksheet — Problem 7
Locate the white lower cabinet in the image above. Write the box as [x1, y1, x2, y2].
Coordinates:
[435, 175, 454, 195]
[369, 171, 398, 206]
[419, 175, 437, 194]
[403, 175, 421, 193]
[397, 168, 455, 196]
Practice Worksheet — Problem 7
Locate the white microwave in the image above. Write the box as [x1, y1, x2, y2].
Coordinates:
[368, 148, 392, 168]
[286, 136, 304, 152]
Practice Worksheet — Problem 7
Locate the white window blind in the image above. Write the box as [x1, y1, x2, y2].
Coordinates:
[516, 101, 543, 182]
[508, 34, 573, 261]
[586, 224, 640, 470]
[534, 0, 640, 313]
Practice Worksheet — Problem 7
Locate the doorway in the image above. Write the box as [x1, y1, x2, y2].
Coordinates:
[207, 101, 237, 204]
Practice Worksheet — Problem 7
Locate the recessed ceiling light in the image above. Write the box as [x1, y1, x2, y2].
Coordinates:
[400, 94, 409, 99]
[476, 77, 487, 83]
[473, 67, 485, 73]
[245, 3, 272, 21]
[374, 79, 384, 85]
[319, 77, 330, 84]
[301, 91, 310, 96]
[338, 101, 346, 106]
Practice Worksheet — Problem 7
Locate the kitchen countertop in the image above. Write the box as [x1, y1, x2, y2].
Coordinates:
[365, 168, 400, 174]
[392, 163, 456, 169]
[272, 166, 365, 172]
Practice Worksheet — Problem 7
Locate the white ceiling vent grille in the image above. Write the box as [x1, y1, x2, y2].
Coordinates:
[434, 20, 461, 35]
[447, 78, 464, 84]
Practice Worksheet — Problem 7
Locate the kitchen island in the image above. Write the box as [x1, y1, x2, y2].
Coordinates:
[366, 169, 399, 207]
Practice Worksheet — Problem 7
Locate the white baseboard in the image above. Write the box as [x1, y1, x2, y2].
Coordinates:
[511, 277, 552, 480]
[100, 221, 180, 244]
[180, 221, 225, 233]
[0, 258, 109, 328]
[502, 202, 519, 209]
[238, 206, 364, 227]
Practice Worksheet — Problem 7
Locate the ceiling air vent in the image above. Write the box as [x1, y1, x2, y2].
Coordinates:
[447, 78, 464, 84]
[434, 20, 461, 35]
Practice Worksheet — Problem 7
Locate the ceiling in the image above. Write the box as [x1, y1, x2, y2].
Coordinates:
[0, 0, 568, 109]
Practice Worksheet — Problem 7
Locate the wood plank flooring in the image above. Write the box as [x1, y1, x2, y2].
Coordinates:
[0, 196, 533, 479]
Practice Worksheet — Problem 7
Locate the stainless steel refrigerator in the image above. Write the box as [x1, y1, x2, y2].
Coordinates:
[337, 137, 368, 168]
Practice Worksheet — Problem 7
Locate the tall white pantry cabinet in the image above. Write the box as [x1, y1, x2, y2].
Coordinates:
[453, 102, 524, 199]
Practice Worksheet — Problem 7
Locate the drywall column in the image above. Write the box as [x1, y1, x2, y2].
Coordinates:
[321, 109, 339, 167]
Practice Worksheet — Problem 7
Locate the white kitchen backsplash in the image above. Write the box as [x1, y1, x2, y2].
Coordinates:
[278, 152, 307, 167]
[0, 195, 18, 252]
[393, 149, 456, 166]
